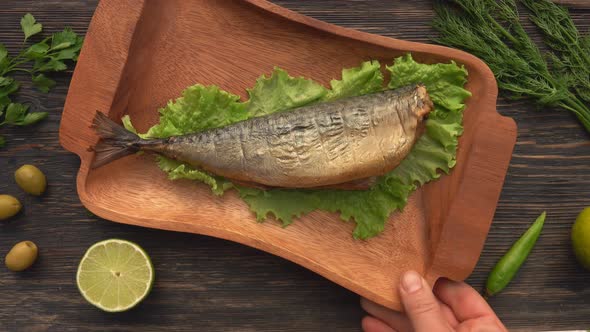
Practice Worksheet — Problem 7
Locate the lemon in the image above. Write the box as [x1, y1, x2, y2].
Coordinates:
[76, 239, 154, 312]
[572, 207, 590, 270]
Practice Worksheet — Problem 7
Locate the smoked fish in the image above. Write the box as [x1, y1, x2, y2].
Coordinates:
[91, 84, 433, 188]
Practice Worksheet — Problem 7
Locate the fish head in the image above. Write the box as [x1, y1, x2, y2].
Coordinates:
[414, 84, 434, 120]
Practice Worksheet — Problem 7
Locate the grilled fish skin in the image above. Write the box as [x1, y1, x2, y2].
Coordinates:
[91, 84, 433, 188]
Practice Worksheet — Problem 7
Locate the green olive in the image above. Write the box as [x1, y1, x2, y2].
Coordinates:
[0, 195, 22, 220]
[5, 241, 38, 271]
[15, 164, 47, 196]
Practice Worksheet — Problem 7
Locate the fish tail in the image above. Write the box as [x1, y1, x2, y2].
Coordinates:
[90, 112, 141, 169]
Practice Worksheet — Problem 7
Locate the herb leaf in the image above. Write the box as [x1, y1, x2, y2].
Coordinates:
[432, 0, 590, 133]
[0, 14, 83, 147]
[521, 0, 590, 104]
[0, 44, 9, 73]
[4, 103, 28, 124]
[5, 18, 81, 81]
[24, 42, 50, 59]
[51, 27, 77, 50]
[20, 13, 42, 41]
[54, 47, 78, 61]
[2, 102, 47, 126]
[0, 78, 19, 98]
[0, 95, 9, 111]
[19, 111, 48, 126]
[0, 76, 12, 87]
[32, 73, 56, 93]
[34, 58, 67, 72]
[0, 136, 5, 147]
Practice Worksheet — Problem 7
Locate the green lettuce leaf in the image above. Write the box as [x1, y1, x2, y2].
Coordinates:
[325, 60, 384, 100]
[146, 84, 248, 138]
[122, 85, 244, 195]
[157, 156, 232, 196]
[121, 114, 138, 134]
[125, 56, 470, 239]
[387, 54, 471, 112]
[246, 67, 328, 116]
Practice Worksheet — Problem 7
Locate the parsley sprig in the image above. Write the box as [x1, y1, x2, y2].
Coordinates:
[0, 13, 83, 147]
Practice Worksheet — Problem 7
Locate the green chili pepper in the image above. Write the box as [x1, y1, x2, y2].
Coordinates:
[485, 211, 546, 297]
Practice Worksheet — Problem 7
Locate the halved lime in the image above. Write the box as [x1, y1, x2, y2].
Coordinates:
[76, 239, 154, 312]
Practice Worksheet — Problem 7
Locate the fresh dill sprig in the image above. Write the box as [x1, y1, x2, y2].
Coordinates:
[521, 0, 590, 103]
[432, 0, 590, 133]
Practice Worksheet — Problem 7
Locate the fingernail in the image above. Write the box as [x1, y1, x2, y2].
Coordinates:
[402, 271, 423, 293]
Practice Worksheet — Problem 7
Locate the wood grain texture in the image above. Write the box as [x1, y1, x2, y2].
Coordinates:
[553, 0, 590, 8]
[59, 0, 515, 311]
[0, 1, 589, 331]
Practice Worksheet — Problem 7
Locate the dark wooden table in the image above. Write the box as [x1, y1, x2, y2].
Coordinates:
[1, 1, 589, 331]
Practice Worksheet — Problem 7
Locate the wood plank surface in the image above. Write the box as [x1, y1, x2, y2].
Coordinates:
[553, 0, 590, 8]
[0, 1, 589, 331]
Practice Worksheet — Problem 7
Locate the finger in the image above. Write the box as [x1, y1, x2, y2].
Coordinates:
[399, 270, 452, 332]
[439, 300, 459, 327]
[360, 297, 456, 330]
[360, 298, 413, 331]
[434, 278, 497, 322]
[361, 316, 397, 332]
[458, 316, 508, 332]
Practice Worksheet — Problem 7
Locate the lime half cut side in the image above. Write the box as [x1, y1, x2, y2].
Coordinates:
[76, 239, 154, 312]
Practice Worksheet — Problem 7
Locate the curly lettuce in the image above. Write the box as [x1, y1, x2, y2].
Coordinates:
[123, 54, 470, 239]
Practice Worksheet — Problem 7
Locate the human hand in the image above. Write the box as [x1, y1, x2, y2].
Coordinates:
[361, 271, 507, 332]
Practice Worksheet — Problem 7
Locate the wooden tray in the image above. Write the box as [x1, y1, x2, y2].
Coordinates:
[59, 0, 517, 310]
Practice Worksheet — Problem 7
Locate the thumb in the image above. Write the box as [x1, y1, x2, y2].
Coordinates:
[399, 271, 452, 332]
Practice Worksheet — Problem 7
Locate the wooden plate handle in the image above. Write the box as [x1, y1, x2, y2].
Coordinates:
[59, 0, 146, 158]
[427, 111, 517, 282]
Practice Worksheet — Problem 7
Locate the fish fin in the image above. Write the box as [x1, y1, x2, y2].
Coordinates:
[90, 112, 141, 169]
[233, 177, 376, 191]
[317, 177, 376, 190]
[231, 179, 271, 190]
